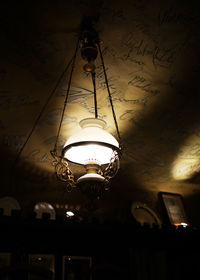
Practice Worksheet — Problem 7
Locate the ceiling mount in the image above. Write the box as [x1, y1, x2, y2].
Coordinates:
[80, 17, 99, 73]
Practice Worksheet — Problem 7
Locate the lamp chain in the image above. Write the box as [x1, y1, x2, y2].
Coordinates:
[97, 41, 121, 141]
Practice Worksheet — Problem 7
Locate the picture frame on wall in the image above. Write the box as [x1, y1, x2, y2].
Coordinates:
[28, 254, 55, 280]
[160, 192, 189, 226]
[62, 256, 92, 280]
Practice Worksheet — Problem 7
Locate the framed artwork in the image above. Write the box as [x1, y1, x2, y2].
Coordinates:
[160, 192, 189, 226]
[28, 254, 55, 280]
[62, 256, 92, 280]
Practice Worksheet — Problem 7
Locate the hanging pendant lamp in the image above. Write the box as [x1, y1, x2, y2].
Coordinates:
[51, 17, 121, 201]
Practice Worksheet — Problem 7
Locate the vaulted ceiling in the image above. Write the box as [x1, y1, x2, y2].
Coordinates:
[1, 0, 200, 222]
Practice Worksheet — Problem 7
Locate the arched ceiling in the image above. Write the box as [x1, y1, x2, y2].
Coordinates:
[1, 0, 200, 220]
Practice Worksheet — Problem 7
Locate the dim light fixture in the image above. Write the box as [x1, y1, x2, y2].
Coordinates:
[181, 222, 188, 227]
[66, 211, 75, 217]
[174, 222, 189, 228]
[51, 17, 121, 202]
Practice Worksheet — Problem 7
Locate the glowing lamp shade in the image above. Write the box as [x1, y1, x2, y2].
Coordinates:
[63, 118, 119, 165]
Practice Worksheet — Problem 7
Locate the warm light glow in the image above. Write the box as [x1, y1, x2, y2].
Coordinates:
[63, 118, 119, 165]
[65, 144, 114, 165]
[172, 158, 200, 180]
[172, 135, 200, 180]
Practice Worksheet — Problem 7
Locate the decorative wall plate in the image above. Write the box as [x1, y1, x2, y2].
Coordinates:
[34, 202, 56, 220]
[0, 196, 21, 216]
[131, 202, 161, 227]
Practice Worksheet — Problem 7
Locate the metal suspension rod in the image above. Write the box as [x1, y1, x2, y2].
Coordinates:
[54, 37, 80, 151]
[91, 71, 98, 118]
[97, 41, 121, 141]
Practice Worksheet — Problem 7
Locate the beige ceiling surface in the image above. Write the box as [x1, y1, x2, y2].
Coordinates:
[1, 0, 200, 218]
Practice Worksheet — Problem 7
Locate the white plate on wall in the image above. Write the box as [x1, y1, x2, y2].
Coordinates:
[0, 196, 21, 216]
[131, 202, 161, 227]
[34, 202, 56, 220]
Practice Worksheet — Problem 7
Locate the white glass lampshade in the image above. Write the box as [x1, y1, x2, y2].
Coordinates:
[63, 118, 119, 165]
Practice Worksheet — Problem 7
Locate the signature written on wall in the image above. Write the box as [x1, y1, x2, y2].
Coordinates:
[24, 149, 52, 163]
[123, 33, 176, 68]
[113, 96, 151, 106]
[128, 74, 160, 95]
[158, 6, 194, 26]
[56, 86, 107, 118]
[0, 94, 39, 110]
[119, 109, 144, 127]
[3, 135, 26, 151]
[102, 46, 145, 67]
[40, 109, 77, 126]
